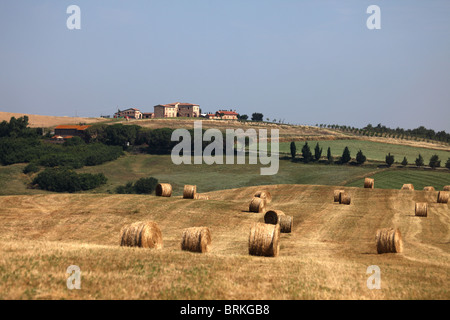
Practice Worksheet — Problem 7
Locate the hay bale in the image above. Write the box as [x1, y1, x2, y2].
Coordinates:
[437, 191, 449, 204]
[248, 223, 280, 257]
[415, 202, 428, 217]
[423, 186, 435, 191]
[364, 178, 374, 189]
[183, 185, 197, 199]
[194, 193, 210, 200]
[339, 192, 351, 205]
[181, 227, 211, 253]
[401, 184, 414, 190]
[120, 221, 163, 249]
[264, 210, 285, 225]
[334, 190, 344, 202]
[254, 190, 272, 204]
[155, 183, 172, 197]
[376, 228, 403, 254]
[443, 186, 450, 191]
[278, 215, 293, 233]
[249, 197, 266, 213]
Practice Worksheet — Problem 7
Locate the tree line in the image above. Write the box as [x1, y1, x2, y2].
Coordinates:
[290, 141, 450, 169]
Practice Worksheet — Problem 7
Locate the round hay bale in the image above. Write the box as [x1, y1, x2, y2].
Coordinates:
[423, 186, 435, 192]
[248, 223, 280, 257]
[364, 178, 374, 189]
[437, 191, 449, 204]
[181, 227, 211, 253]
[278, 215, 293, 233]
[334, 190, 344, 202]
[339, 192, 351, 205]
[264, 210, 285, 225]
[415, 202, 428, 217]
[249, 197, 266, 213]
[443, 186, 450, 191]
[194, 193, 210, 200]
[401, 184, 414, 190]
[183, 185, 197, 199]
[376, 228, 403, 254]
[120, 221, 163, 249]
[254, 190, 272, 204]
[155, 183, 172, 197]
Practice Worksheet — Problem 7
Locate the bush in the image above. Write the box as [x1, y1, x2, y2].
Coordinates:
[340, 147, 351, 164]
[429, 154, 441, 169]
[415, 154, 424, 167]
[116, 177, 159, 194]
[446, 158, 450, 169]
[63, 136, 85, 146]
[356, 150, 366, 165]
[23, 162, 40, 174]
[134, 177, 158, 194]
[385, 153, 395, 167]
[401, 156, 408, 166]
[301, 142, 313, 163]
[33, 168, 107, 192]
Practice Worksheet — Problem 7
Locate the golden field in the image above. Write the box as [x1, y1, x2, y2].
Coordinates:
[0, 184, 448, 299]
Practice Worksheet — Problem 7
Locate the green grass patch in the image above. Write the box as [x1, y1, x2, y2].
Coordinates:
[345, 169, 450, 190]
[279, 140, 450, 163]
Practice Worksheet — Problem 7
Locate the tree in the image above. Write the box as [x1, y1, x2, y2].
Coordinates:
[301, 142, 313, 163]
[134, 177, 159, 194]
[340, 147, 351, 164]
[385, 153, 394, 167]
[314, 143, 322, 161]
[446, 158, 450, 169]
[415, 154, 424, 167]
[290, 141, 296, 160]
[429, 154, 441, 169]
[237, 114, 248, 121]
[251, 113, 264, 121]
[401, 156, 408, 166]
[327, 147, 333, 164]
[356, 150, 366, 165]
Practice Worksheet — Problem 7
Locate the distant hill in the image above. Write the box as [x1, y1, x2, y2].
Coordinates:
[0, 111, 108, 128]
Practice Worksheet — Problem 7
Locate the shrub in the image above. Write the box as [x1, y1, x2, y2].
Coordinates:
[341, 147, 351, 164]
[401, 157, 408, 166]
[415, 154, 424, 167]
[33, 168, 107, 192]
[429, 154, 441, 169]
[385, 153, 394, 167]
[301, 142, 313, 163]
[116, 177, 159, 194]
[23, 162, 40, 174]
[356, 150, 366, 165]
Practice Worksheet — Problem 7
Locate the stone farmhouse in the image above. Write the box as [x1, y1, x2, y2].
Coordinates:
[154, 102, 200, 118]
[114, 108, 143, 119]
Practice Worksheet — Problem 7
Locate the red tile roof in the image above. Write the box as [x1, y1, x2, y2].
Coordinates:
[217, 111, 238, 115]
[54, 125, 91, 131]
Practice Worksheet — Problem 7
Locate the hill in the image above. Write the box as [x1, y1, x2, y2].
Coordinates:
[0, 184, 448, 299]
[0, 111, 108, 128]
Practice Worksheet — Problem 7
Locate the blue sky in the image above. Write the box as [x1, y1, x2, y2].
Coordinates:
[0, 1, 449, 131]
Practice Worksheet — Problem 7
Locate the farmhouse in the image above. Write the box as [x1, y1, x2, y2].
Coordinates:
[54, 125, 91, 138]
[142, 112, 154, 119]
[216, 110, 238, 120]
[114, 108, 143, 119]
[154, 102, 200, 118]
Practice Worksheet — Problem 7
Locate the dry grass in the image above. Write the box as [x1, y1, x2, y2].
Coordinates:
[0, 111, 107, 128]
[0, 185, 449, 299]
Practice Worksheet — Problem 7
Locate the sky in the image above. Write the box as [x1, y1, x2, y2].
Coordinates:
[0, 0, 449, 132]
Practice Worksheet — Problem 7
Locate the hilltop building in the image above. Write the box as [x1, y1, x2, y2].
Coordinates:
[114, 108, 143, 119]
[153, 102, 200, 118]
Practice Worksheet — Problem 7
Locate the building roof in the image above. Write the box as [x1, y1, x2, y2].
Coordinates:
[217, 110, 238, 115]
[54, 125, 91, 131]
